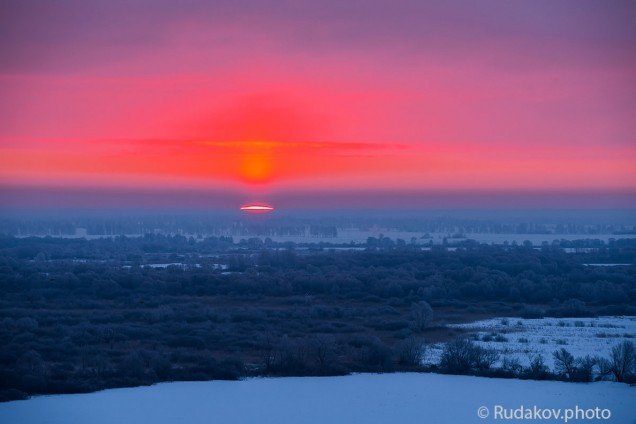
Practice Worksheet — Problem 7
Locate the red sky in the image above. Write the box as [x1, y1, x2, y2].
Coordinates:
[1, 1, 635, 207]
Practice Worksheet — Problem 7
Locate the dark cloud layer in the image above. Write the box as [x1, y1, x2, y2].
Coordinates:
[2, 0, 635, 73]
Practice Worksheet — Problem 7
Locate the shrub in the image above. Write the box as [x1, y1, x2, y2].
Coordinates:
[524, 355, 551, 380]
[601, 341, 635, 382]
[571, 356, 596, 382]
[501, 357, 523, 376]
[395, 336, 426, 367]
[553, 348, 576, 379]
[439, 338, 498, 374]
[360, 338, 393, 371]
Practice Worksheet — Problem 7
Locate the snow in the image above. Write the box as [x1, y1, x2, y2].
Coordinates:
[426, 316, 636, 369]
[143, 263, 201, 269]
[0, 373, 633, 424]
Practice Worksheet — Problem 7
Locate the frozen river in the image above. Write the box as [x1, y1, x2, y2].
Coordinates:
[0, 373, 633, 424]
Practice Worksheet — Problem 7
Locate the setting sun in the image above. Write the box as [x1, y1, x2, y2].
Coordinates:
[1, 2, 635, 422]
[239, 150, 273, 184]
[240, 203, 274, 213]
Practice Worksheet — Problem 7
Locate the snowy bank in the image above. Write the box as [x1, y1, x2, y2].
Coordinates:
[0, 373, 633, 424]
[426, 316, 636, 369]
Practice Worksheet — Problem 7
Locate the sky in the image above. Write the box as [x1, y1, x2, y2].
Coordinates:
[1, 0, 635, 208]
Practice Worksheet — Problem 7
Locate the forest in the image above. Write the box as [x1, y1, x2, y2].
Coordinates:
[0, 235, 634, 401]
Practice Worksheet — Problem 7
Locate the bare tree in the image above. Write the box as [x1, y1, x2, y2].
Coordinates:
[311, 334, 335, 371]
[440, 338, 498, 374]
[257, 332, 277, 372]
[501, 357, 523, 376]
[271, 335, 311, 374]
[572, 355, 597, 382]
[410, 301, 434, 331]
[553, 348, 576, 379]
[525, 354, 550, 380]
[606, 341, 635, 382]
[396, 336, 426, 366]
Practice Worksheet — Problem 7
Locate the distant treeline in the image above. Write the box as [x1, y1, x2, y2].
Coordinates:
[0, 236, 634, 401]
[1, 212, 634, 237]
[1, 232, 635, 256]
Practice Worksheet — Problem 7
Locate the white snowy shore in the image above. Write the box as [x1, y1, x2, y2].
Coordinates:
[0, 373, 634, 424]
[425, 316, 636, 369]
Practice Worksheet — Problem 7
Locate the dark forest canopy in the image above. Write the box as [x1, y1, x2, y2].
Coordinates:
[0, 235, 634, 305]
[0, 236, 634, 401]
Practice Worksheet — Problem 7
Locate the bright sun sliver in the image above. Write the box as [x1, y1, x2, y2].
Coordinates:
[240, 204, 274, 213]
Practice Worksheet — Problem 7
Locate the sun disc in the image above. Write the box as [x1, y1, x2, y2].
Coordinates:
[240, 203, 274, 213]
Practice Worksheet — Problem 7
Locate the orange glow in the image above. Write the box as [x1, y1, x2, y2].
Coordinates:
[239, 147, 273, 184]
[0, 75, 634, 192]
[0, 137, 634, 191]
[1, 1, 634, 210]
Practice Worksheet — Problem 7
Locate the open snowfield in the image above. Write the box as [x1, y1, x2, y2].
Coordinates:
[0, 373, 633, 424]
[426, 316, 636, 369]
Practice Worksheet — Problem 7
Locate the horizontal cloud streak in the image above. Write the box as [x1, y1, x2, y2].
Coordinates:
[1, 185, 634, 210]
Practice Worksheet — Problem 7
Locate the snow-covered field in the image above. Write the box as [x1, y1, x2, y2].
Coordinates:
[0, 373, 633, 424]
[426, 316, 636, 369]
